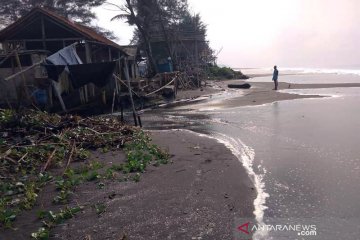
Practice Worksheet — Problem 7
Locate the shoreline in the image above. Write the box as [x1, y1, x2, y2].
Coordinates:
[3, 76, 359, 239]
[163, 79, 360, 109]
[53, 129, 256, 239]
[0, 128, 256, 240]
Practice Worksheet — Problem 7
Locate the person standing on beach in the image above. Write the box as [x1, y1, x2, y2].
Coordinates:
[272, 65, 279, 90]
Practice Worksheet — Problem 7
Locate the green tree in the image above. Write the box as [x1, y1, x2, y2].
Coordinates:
[111, 0, 159, 76]
[111, 0, 214, 75]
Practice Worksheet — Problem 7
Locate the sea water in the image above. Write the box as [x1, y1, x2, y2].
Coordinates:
[142, 73, 360, 239]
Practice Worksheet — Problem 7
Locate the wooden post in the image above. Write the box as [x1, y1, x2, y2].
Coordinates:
[108, 47, 112, 61]
[111, 89, 116, 114]
[174, 74, 178, 98]
[41, 16, 47, 50]
[84, 42, 93, 100]
[14, 51, 29, 99]
[124, 58, 138, 126]
[102, 90, 106, 105]
[85, 42, 92, 63]
[117, 52, 122, 93]
[48, 84, 53, 108]
[195, 39, 200, 88]
[120, 102, 124, 122]
[137, 115, 142, 128]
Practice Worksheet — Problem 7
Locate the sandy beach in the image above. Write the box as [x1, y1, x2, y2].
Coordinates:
[175, 79, 360, 108]
[2, 76, 360, 240]
[139, 74, 360, 239]
[1, 129, 255, 240]
[52, 130, 254, 240]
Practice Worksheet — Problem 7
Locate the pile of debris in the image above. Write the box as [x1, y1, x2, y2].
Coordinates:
[0, 109, 136, 181]
[0, 109, 169, 232]
[0, 109, 139, 228]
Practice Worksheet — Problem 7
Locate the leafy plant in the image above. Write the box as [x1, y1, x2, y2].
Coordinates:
[20, 183, 38, 210]
[53, 190, 71, 204]
[0, 204, 18, 228]
[32, 206, 83, 239]
[93, 203, 106, 215]
[132, 173, 141, 182]
[85, 171, 100, 181]
[31, 227, 49, 240]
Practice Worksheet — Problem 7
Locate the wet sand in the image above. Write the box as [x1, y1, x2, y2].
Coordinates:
[3, 78, 359, 239]
[52, 130, 255, 240]
[1, 130, 255, 240]
[179, 79, 360, 109]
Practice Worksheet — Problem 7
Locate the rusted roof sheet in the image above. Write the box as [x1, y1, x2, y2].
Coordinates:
[0, 7, 123, 50]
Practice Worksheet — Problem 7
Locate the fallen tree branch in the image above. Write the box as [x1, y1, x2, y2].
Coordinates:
[41, 149, 57, 173]
[63, 142, 76, 175]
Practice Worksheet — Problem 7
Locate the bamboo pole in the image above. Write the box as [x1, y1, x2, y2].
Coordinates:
[111, 89, 116, 114]
[14, 51, 29, 99]
[5, 61, 41, 81]
[112, 74, 141, 98]
[123, 58, 138, 126]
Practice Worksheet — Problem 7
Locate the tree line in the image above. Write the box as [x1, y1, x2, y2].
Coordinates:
[0, 0, 213, 76]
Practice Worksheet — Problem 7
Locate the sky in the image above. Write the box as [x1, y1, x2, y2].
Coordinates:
[95, 0, 360, 68]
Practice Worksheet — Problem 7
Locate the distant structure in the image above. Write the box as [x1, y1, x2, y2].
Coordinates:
[0, 7, 142, 110]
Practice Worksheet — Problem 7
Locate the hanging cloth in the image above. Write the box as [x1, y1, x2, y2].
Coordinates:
[68, 62, 116, 89]
[46, 44, 83, 66]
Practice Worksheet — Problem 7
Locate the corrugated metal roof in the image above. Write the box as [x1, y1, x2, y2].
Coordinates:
[0, 7, 123, 51]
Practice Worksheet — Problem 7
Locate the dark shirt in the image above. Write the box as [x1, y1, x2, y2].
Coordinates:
[272, 69, 279, 81]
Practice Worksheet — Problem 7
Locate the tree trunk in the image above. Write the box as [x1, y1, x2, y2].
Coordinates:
[126, 0, 158, 76]
[155, 1, 178, 71]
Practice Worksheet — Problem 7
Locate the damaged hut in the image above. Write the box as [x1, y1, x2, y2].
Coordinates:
[0, 7, 138, 112]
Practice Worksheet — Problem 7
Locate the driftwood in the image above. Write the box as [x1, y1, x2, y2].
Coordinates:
[228, 83, 251, 89]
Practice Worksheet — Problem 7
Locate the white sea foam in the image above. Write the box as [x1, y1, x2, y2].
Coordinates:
[282, 67, 360, 76]
[149, 129, 270, 239]
[213, 133, 270, 239]
[239, 66, 360, 77]
[213, 134, 269, 220]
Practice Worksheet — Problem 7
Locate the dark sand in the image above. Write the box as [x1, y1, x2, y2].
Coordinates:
[3, 78, 359, 240]
[51, 130, 255, 240]
[1, 130, 255, 240]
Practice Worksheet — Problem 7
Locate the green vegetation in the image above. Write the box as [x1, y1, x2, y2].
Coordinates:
[0, 109, 170, 237]
[93, 203, 107, 215]
[207, 65, 249, 80]
[31, 206, 83, 239]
